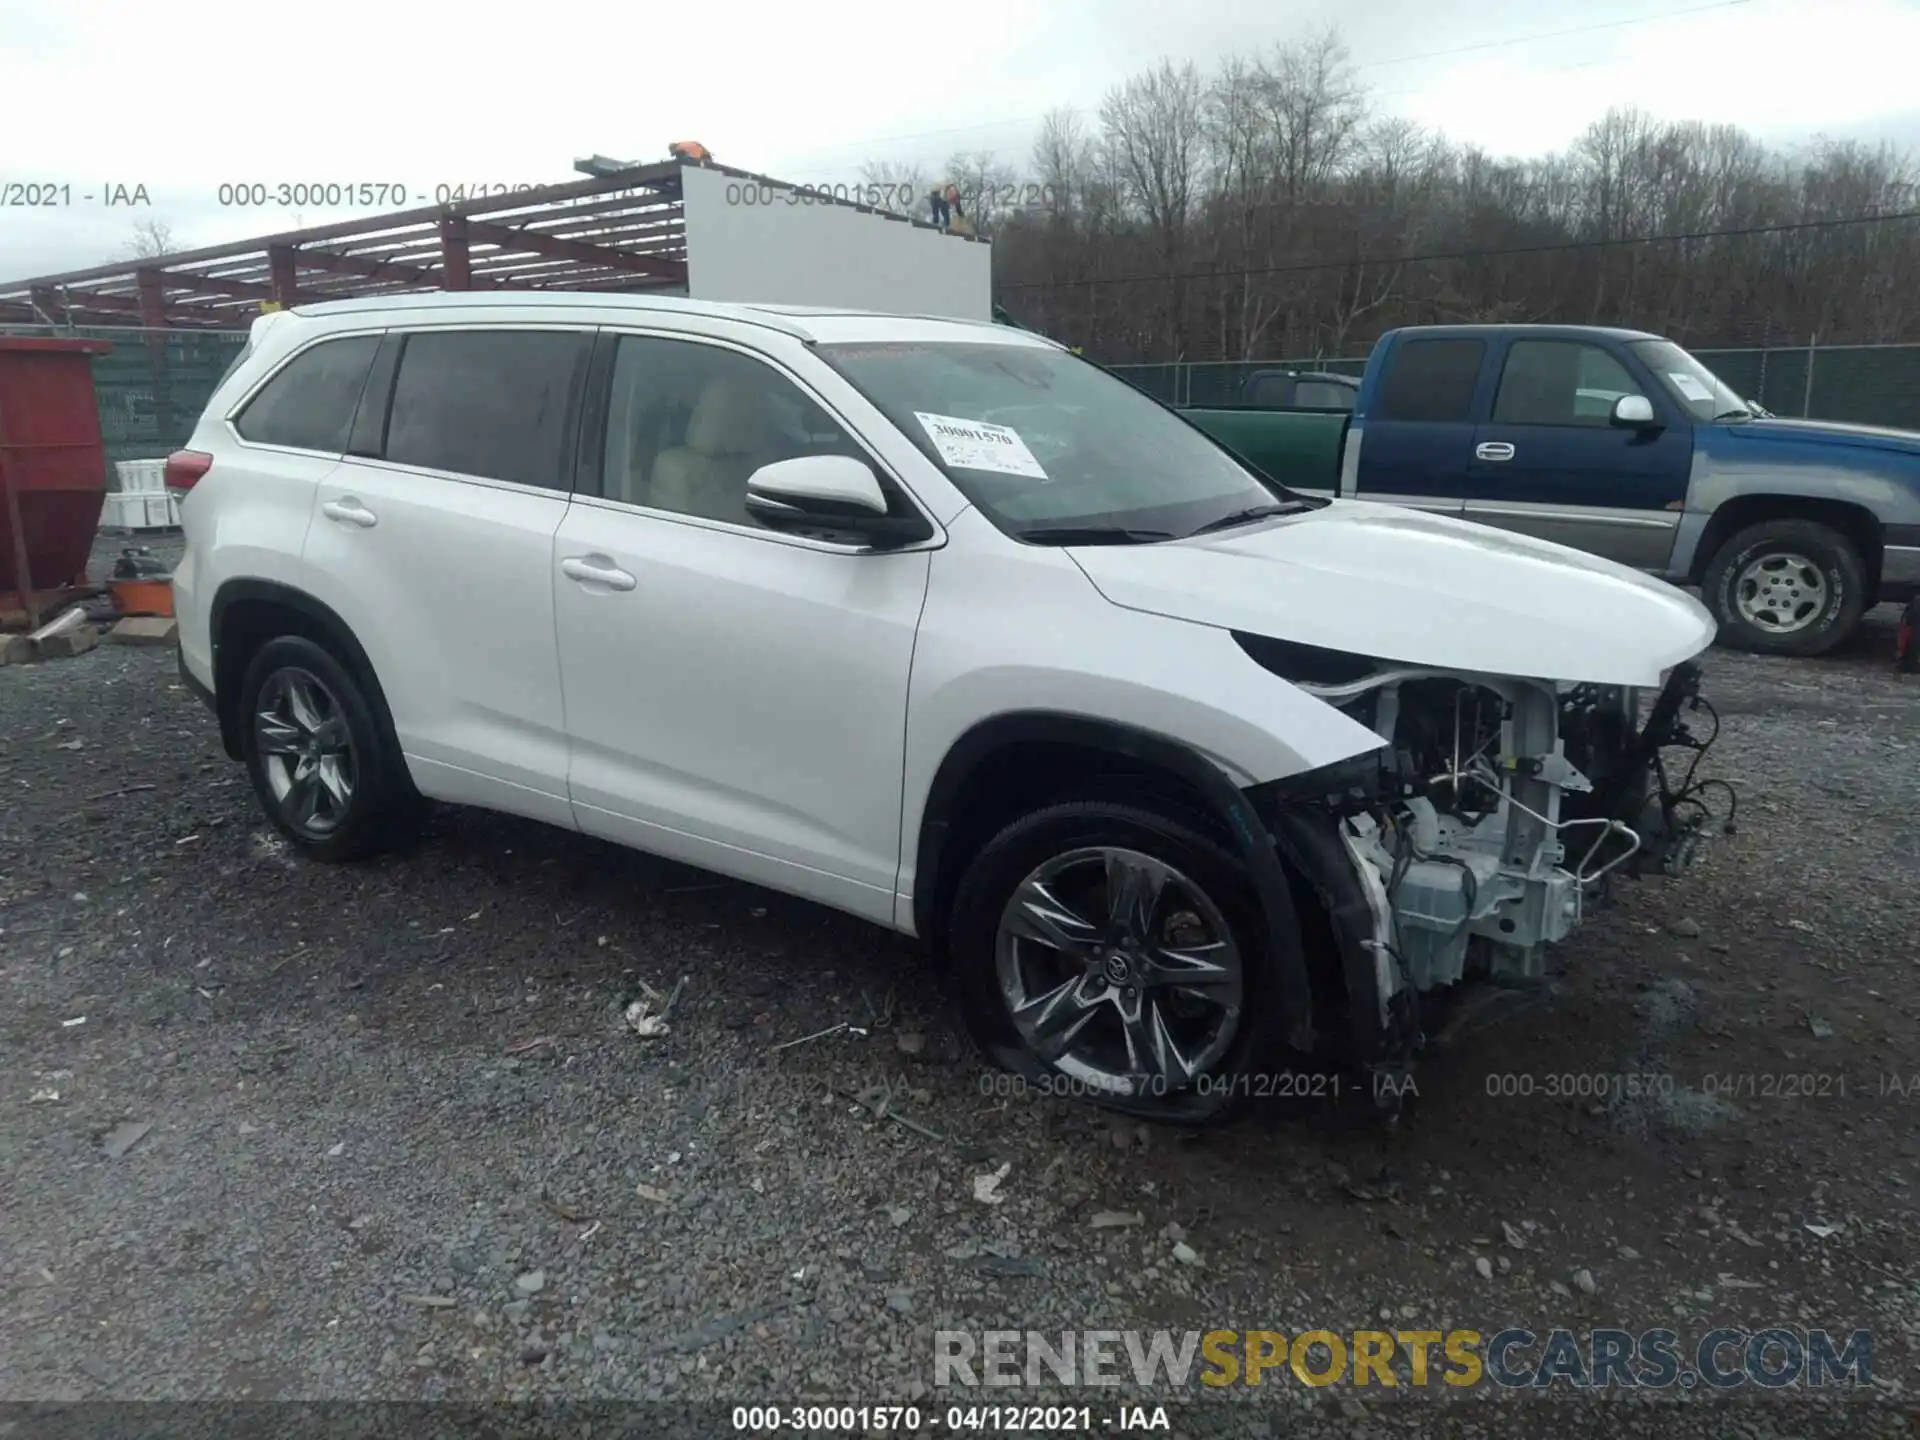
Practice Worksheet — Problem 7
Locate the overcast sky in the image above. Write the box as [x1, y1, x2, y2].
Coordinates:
[2, 0, 1917, 283]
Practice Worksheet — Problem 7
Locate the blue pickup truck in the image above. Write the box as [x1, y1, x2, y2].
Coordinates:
[1183, 325, 1920, 656]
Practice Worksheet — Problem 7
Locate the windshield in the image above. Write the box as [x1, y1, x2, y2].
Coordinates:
[1628, 339, 1750, 421]
[817, 341, 1307, 541]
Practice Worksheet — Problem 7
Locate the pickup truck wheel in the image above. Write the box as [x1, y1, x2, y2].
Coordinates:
[1702, 519, 1867, 657]
[239, 636, 416, 862]
[947, 799, 1286, 1125]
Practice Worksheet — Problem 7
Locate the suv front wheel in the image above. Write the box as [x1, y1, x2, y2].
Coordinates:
[238, 635, 414, 862]
[948, 799, 1288, 1124]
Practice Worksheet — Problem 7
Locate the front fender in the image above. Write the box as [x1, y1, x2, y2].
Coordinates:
[898, 517, 1387, 903]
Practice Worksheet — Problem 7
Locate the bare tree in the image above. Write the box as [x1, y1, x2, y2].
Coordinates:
[972, 27, 1919, 363]
[126, 218, 176, 259]
[858, 159, 930, 220]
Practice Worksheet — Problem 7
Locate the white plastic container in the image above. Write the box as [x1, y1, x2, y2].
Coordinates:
[98, 491, 176, 533]
[112, 458, 168, 494]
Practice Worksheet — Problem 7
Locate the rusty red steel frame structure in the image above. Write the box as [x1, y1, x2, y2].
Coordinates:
[0, 160, 753, 330]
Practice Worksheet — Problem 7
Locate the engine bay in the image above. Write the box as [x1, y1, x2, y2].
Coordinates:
[1273, 660, 1731, 1015]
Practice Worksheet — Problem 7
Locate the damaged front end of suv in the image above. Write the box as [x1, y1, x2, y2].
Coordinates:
[1240, 636, 1734, 1100]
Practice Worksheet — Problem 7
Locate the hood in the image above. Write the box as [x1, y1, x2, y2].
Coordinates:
[1066, 501, 1716, 687]
[1724, 416, 1920, 460]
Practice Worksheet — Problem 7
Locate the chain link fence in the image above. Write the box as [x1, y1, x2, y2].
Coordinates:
[1108, 342, 1920, 431]
[0, 324, 250, 471]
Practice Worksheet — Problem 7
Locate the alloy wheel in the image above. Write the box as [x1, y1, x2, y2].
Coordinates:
[994, 846, 1245, 1099]
[1733, 551, 1828, 635]
[253, 666, 356, 837]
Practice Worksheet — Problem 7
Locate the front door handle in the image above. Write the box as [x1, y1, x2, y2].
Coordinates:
[321, 498, 378, 528]
[1475, 442, 1516, 462]
[561, 555, 637, 592]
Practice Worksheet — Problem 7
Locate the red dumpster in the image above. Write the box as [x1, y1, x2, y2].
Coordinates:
[0, 336, 115, 610]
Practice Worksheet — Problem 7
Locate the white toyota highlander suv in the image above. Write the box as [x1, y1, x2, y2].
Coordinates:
[168, 293, 1723, 1121]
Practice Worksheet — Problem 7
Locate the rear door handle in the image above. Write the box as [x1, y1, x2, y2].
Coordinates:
[321, 498, 378, 528]
[561, 555, 637, 592]
[1475, 442, 1516, 462]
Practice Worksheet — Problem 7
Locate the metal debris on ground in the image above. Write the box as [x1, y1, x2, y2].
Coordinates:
[1804, 1222, 1842, 1239]
[972, 1162, 1011, 1205]
[101, 1121, 151, 1158]
[835, 1081, 948, 1144]
[60, 1016, 85, 1027]
[1089, 1211, 1144, 1230]
[505, 1035, 558, 1056]
[1807, 1015, 1834, 1039]
[770, 1021, 846, 1052]
[624, 999, 670, 1039]
[636, 1183, 669, 1203]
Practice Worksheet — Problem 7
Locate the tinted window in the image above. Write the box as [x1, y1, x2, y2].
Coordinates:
[1375, 339, 1485, 423]
[1493, 341, 1643, 427]
[601, 336, 886, 530]
[234, 335, 379, 452]
[385, 330, 588, 488]
[1244, 373, 1294, 408]
[1294, 379, 1356, 411]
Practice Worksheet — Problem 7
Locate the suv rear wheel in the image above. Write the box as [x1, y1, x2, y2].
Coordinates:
[239, 635, 415, 861]
[948, 798, 1287, 1124]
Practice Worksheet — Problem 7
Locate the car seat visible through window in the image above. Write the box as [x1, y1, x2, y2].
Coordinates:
[649, 375, 778, 525]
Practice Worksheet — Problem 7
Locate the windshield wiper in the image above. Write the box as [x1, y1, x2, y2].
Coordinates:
[1017, 525, 1177, 546]
[1185, 501, 1314, 537]
[1712, 408, 1753, 422]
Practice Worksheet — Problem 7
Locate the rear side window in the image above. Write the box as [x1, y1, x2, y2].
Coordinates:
[1244, 373, 1293, 408]
[384, 329, 590, 488]
[1294, 379, 1355, 410]
[233, 335, 380, 453]
[1375, 339, 1485, 423]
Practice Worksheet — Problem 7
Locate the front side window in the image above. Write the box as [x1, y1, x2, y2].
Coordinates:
[384, 329, 589, 488]
[818, 341, 1303, 542]
[1375, 338, 1485, 423]
[598, 336, 895, 530]
[1493, 341, 1644, 427]
[233, 335, 380, 453]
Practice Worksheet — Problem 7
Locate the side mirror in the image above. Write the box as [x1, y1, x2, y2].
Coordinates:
[1610, 393, 1659, 429]
[744, 455, 930, 547]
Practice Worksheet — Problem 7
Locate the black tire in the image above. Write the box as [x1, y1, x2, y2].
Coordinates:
[947, 798, 1296, 1125]
[238, 635, 416, 862]
[1701, 519, 1867, 657]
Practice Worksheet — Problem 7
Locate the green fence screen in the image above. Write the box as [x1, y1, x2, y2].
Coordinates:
[1, 324, 250, 474]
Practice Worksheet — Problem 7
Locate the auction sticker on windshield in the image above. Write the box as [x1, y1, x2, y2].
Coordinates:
[913, 412, 1049, 479]
[1669, 373, 1715, 403]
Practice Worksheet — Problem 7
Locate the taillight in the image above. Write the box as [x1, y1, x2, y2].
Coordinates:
[164, 449, 212, 494]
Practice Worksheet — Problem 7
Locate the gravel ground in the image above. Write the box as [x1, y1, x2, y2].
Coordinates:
[3, 542, 1917, 1437]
